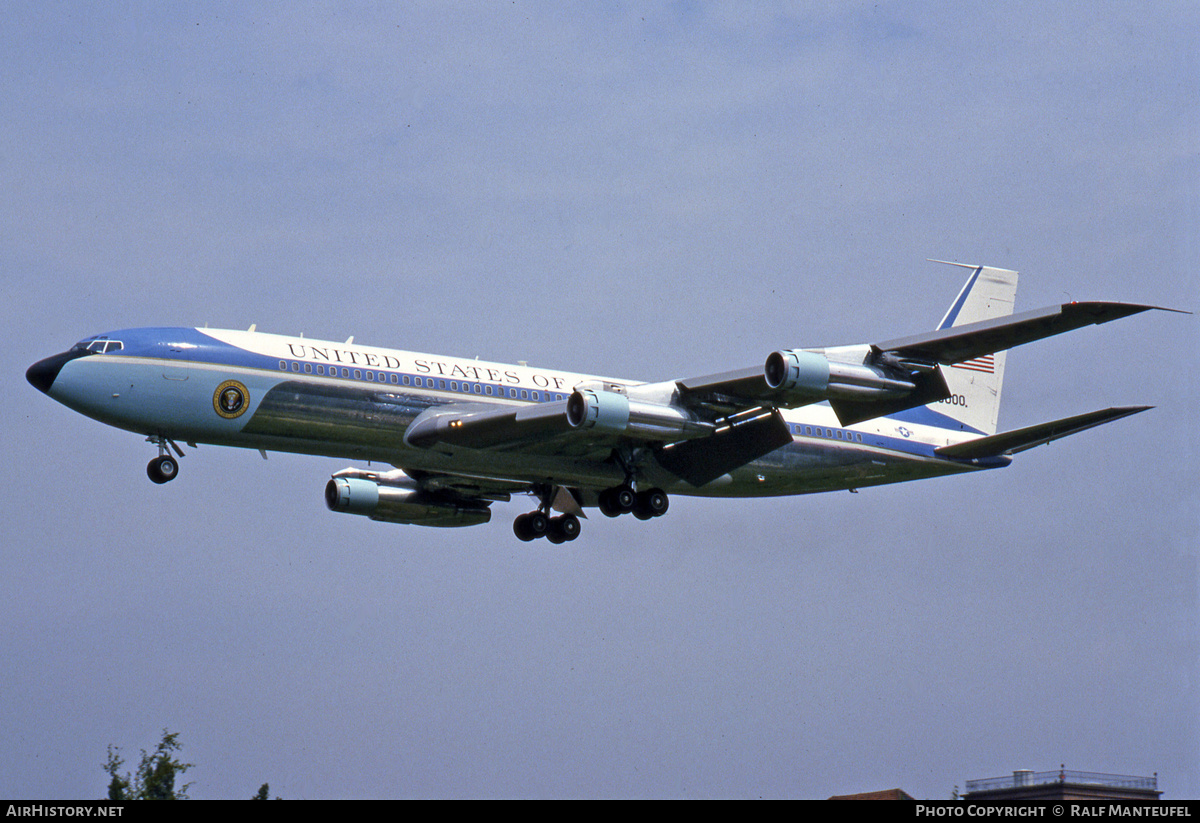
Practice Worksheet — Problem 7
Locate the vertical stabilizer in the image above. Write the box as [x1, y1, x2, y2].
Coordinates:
[930, 262, 1018, 436]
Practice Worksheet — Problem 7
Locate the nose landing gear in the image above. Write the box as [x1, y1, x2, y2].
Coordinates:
[145, 436, 184, 484]
[147, 454, 178, 484]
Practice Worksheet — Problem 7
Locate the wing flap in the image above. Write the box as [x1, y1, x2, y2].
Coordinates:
[935, 406, 1152, 459]
[654, 409, 793, 487]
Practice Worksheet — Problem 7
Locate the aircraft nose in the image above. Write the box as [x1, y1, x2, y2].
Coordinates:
[26, 350, 82, 394]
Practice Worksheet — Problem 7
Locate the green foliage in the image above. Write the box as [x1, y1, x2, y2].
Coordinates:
[103, 729, 194, 800]
[103, 729, 277, 799]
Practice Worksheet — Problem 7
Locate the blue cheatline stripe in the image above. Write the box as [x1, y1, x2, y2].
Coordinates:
[84, 327, 987, 449]
[785, 420, 985, 462]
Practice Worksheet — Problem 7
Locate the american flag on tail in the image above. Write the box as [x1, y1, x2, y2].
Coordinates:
[951, 353, 995, 374]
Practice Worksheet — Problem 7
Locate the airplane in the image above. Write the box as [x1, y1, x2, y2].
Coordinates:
[26, 262, 1180, 543]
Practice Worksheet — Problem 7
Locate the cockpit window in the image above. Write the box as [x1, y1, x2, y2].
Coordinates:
[74, 338, 124, 354]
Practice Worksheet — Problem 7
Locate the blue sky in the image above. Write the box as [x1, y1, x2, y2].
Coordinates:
[3, 2, 1196, 799]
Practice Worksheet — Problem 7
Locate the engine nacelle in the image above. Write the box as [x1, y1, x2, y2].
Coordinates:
[764, 349, 916, 402]
[324, 470, 491, 527]
[567, 388, 711, 440]
[763, 349, 831, 395]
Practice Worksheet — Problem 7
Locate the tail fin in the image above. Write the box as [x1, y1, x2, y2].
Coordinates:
[929, 261, 1018, 436]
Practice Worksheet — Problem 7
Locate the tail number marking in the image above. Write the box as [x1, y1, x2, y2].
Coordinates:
[936, 394, 969, 408]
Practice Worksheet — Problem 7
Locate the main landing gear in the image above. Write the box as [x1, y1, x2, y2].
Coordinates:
[146, 436, 184, 484]
[513, 483, 584, 543]
[514, 483, 670, 542]
[513, 510, 581, 544]
[598, 485, 669, 520]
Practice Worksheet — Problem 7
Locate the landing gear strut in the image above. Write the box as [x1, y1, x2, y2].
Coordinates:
[146, 436, 183, 484]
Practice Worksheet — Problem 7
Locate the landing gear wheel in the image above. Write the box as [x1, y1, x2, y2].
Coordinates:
[634, 488, 669, 519]
[548, 514, 581, 543]
[599, 486, 636, 517]
[513, 513, 533, 541]
[147, 455, 178, 484]
[513, 511, 551, 542]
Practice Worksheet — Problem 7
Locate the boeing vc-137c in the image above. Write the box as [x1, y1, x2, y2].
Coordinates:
[27, 264, 1178, 542]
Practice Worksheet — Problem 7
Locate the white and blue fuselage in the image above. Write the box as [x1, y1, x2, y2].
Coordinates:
[29, 264, 1163, 540]
[28, 326, 992, 496]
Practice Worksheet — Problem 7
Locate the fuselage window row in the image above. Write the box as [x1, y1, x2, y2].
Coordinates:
[794, 423, 863, 443]
[274, 359, 567, 403]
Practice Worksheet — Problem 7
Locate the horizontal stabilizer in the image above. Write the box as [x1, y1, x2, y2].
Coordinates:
[934, 406, 1152, 459]
[877, 302, 1177, 366]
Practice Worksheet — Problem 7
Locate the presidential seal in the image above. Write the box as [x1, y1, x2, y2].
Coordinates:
[213, 380, 249, 419]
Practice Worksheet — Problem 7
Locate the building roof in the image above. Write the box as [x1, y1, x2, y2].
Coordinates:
[828, 788, 915, 800]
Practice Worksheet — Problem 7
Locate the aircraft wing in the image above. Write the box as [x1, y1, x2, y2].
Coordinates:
[402, 386, 794, 488]
[403, 389, 790, 454]
[403, 400, 576, 451]
[873, 302, 1172, 366]
[674, 302, 1176, 426]
[399, 301, 1175, 484]
[934, 406, 1152, 458]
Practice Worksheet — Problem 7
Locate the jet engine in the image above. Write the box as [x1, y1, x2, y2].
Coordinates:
[763, 349, 916, 403]
[566, 388, 712, 440]
[325, 468, 491, 527]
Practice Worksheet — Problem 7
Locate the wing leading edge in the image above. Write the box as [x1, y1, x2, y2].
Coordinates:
[874, 301, 1174, 366]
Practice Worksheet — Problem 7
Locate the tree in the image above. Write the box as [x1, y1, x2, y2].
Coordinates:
[103, 729, 194, 800]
